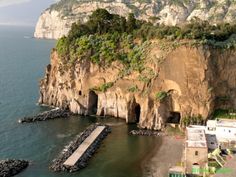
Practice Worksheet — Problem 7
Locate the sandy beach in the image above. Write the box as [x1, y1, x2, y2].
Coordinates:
[142, 135, 184, 177]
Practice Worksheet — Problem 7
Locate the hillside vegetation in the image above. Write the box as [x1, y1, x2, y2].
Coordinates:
[56, 9, 236, 70]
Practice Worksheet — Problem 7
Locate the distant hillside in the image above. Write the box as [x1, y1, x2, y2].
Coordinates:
[35, 0, 236, 39]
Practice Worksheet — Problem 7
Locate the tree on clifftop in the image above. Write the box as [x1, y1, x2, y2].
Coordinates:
[87, 8, 113, 34]
[127, 13, 137, 33]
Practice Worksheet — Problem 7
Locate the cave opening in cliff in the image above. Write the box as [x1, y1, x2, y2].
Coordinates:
[135, 104, 141, 123]
[88, 91, 98, 115]
[100, 108, 105, 116]
[167, 111, 181, 124]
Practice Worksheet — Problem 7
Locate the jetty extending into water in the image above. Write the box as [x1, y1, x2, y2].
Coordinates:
[18, 108, 71, 123]
[0, 159, 29, 177]
[63, 126, 106, 166]
[50, 123, 111, 172]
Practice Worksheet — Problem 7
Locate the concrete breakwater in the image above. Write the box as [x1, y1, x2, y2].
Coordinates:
[50, 123, 111, 172]
[0, 159, 29, 177]
[130, 130, 162, 136]
[18, 108, 71, 123]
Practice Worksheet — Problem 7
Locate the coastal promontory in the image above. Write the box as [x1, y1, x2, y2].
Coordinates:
[38, 9, 236, 130]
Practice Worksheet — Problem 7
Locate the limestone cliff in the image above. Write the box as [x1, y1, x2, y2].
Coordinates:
[38, 42, 236, 130]
[35, 0, 236, 39]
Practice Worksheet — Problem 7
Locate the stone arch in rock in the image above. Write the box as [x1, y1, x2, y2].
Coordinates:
[87, 90, 98, 115]
[158, 84, 181, 124]
[165, 89, 181, 124]
[167, 89, 180, 112]
[164, 80, 182, 95]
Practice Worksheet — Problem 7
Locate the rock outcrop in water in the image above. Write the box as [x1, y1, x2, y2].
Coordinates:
[0, 160, 29, 177]
[18, 108, 71, 123]
[38, 41, 236, 130]
[34, 0, 236, 39]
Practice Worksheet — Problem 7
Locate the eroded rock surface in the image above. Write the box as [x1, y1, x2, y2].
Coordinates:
[39, 42, 236, 130]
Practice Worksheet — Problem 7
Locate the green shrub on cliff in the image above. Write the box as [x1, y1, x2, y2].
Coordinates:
[58, 31, 147, 74]
[64, 9, 139, 42]
[64, 9, 236, 44]
[92, 82, 114, 92]
[56, 8, 236, 67]
[180, 115, 204, 127]
[68, 23, 90, 42]
[213, 109, 236, 119]
[56, 37, 69, 58]
[127, 85, 139, 92]
[155, 91, 168, 101]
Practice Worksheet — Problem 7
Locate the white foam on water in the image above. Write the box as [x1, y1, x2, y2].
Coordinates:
[56, 133, 71, 139]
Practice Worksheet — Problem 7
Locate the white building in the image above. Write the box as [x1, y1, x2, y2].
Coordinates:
[184, 119, 236, 175]
[185, 126, 208, 175]
[206, 119, 236, 146]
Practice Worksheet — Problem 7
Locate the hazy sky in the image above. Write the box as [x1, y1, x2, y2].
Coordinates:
[0, 0, 57, 26]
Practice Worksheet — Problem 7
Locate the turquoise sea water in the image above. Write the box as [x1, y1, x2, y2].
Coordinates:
[0, 26, 158, 177]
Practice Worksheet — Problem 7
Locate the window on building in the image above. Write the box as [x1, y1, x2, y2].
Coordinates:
[195, 151, 198, 156]
[208, 127, 216, 131]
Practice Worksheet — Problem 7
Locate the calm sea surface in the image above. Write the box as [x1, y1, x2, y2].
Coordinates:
[0, 26, 158, 177]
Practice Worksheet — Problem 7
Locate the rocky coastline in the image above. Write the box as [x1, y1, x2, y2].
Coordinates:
[0, 159, 29, 177]
[18, 108, 71, 123]
[39, 38, 236, 130]
[50, 123, 111, 172]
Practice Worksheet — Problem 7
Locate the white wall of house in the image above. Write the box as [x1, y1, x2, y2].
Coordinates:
[205, 119, 236, 143]
[205, 120, 216, 135]
[215, 127, 236, 142]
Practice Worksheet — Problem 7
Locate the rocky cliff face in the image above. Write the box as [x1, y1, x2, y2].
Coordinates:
[34, 0, 236, 39]
[39, 42, 236, 130]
